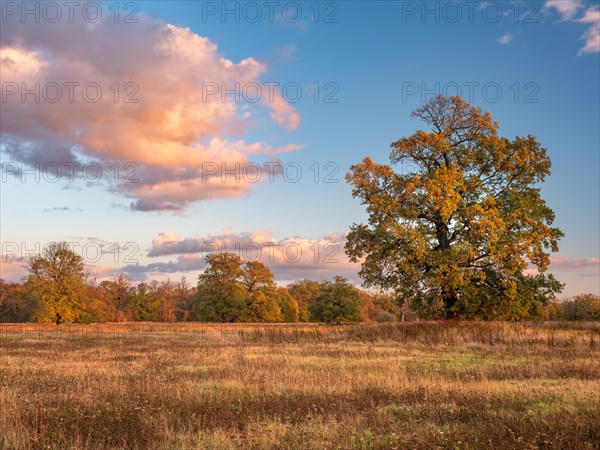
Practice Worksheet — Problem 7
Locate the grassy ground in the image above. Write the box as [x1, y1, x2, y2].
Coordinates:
[1, 322, 599, 449]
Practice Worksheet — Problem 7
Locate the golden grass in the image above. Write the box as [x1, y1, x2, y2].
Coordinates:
[1, 322, 599, 449]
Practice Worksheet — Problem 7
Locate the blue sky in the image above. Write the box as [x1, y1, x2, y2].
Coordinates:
[1, 0, 598, 296]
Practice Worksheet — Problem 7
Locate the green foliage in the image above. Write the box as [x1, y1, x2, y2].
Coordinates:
[130, 282, 159, 321]
[346, 95, 563, 320]
[310, 277, 364, 324]
[370, 292, 398, 315]
[410, 292, 445, 320]
[196, 278, 248, 322]
[194, 253, 299, 323]
[195, 253, 247, 322]
[454, 272, 564, 320]
[287, 279, 322, 321]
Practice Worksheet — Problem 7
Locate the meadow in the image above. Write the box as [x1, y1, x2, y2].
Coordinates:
[1, 322, 599, 449]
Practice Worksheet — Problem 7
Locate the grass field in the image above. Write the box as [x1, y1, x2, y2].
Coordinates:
[1, 322, 599, 449]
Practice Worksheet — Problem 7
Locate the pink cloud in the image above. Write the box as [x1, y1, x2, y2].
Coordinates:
[1, 13, 301, 211]
[550, 256, 600, 271]
[268, 91, 302, 130]
[543, 0, 584, 21]
[140, 229, 360, 282]
[576, 6, 600, 55]
[525, 255, 599, 276]
[0, 255, 27, 283]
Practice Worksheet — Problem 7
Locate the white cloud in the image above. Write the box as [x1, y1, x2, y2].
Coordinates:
[497, 33, 514, 45]
[543, 1, 599, 55]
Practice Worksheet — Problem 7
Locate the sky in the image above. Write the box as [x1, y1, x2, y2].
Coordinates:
[1, 0, 599, 297]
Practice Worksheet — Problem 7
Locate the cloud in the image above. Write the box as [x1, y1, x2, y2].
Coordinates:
[43, 206, 83, 212]
[0, 11, 301, 211]
[138, 229, 360, 282]
[148, 229, 278, 257]
[576, 6, 600, 55]
[85, 265, 122, 283]
[62, 237, 130, 256]
[578, 273, 599, 278]
[0, 255, 27, 283]
[550, 256, 599, 271]
[526, 255, 599, 277]
[130, 199, 182, 212]
[497, 33, 514, 45]
[121, 254, 207, 279]
[543, 0, 584, 21]
[274, 44, 297, 63]
[543, 1, 599, 55]
[269, 92, 302, 130]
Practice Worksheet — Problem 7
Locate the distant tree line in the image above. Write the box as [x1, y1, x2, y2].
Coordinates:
[0, 243, 596, 323]
[0, 243, 402, 324]
[544, 294, 600, 321]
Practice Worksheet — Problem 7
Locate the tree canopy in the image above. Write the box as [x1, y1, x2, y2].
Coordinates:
[194, 253, 301, 323]
[287, 279, 322, 321]
[310, 276, 363, 324]
[346, 95, 564, 319]
[24, 242, 89, 323]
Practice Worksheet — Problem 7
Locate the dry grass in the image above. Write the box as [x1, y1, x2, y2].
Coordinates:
[1, 322, 599, 449]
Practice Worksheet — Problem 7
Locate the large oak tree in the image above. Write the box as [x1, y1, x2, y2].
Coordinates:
[346, 95, 563, 319]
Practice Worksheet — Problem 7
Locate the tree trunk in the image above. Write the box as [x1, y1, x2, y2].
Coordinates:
[435, 222, 451, 251]
[442, 289, 458, 320]
[436, 221, 457, 320]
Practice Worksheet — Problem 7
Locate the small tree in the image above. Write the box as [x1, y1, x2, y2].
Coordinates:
[129, 282, 158, 321]
[24, 242, 89, 323]
[157, 279, 178, 322]
[195, 253, 247, 322]
[174, 276, 195, 321]
[310, 277, 363, 324]
[99, 274, 132, 321]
